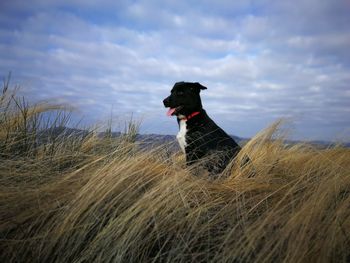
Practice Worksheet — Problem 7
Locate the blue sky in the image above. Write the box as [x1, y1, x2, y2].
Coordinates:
[1, 0, 349, 141]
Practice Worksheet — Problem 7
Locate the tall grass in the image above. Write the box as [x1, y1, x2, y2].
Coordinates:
[1, 81, 349, 263]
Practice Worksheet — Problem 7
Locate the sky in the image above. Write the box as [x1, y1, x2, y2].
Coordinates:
[0, 0, 349, 141]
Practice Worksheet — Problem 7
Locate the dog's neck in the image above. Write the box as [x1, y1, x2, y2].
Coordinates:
[177, 110, 202, 121]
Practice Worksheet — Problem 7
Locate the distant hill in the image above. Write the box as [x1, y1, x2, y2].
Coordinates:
[134, 134, 350, 148]
[39, 127, 350, 149]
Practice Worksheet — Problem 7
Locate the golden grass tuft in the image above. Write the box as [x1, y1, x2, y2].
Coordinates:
[1, 82, 349, 262]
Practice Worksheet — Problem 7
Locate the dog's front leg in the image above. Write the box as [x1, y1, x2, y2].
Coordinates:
[185, 146, 204, 167]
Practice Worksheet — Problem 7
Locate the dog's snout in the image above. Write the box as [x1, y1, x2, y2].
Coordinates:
[163, 96, 170, 107]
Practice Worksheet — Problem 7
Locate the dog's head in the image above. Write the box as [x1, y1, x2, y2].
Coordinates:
[163, 81, 207, 117]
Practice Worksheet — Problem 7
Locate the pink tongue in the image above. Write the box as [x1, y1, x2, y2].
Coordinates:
[167, 108, 176, 116]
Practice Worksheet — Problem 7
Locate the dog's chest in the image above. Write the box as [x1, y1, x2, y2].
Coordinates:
[177, 120, 187, 153]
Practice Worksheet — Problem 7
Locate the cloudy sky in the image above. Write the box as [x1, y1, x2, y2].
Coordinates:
[1, 0, 349, 141]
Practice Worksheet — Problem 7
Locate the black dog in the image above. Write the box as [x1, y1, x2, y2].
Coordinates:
[163, 81, 243, 174]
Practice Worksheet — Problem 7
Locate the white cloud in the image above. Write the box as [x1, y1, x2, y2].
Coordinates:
[0, 0, 349, 140]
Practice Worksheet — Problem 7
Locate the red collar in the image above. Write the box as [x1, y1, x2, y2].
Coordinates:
[183, 111, 200, 121]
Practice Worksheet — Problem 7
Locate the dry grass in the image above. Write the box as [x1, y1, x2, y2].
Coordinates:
[1, 81, 349, 263]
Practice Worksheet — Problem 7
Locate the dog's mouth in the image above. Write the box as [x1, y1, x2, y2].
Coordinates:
[166, 105, 183, 116]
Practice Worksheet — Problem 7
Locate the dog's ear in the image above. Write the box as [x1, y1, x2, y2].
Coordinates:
[192, 82, 207, 93]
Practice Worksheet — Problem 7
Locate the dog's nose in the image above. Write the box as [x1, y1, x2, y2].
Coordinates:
[163, 97, 170, 107]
